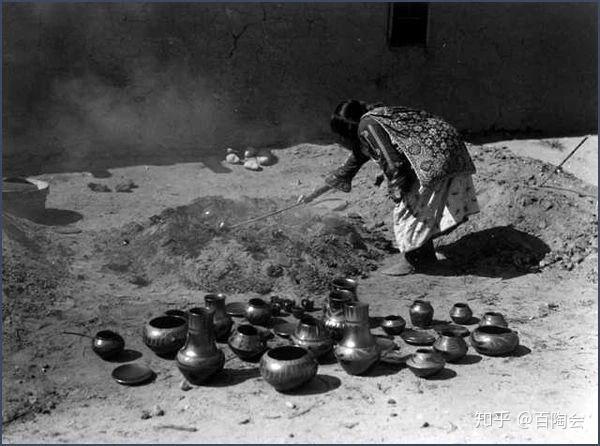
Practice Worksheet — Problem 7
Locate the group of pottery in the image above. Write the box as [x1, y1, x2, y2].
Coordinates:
[377, 298, 521, 378]
[87, 277, 521, 390]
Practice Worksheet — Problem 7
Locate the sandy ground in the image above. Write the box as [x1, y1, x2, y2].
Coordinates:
[2, 136, 598, 443]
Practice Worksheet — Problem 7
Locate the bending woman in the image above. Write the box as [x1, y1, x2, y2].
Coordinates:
[301, 100, 480, 275]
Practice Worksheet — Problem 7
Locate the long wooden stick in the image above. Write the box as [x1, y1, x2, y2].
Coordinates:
[538, 136, 589, 187]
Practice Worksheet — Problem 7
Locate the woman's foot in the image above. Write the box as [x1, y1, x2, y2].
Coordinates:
[380, 240, 438, 276]
[380, 254, 414, 276]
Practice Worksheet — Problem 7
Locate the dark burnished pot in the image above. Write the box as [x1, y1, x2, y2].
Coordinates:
[479, 312, 508, 328]
[433, 329, 468, 362]
[143, 316, 188, 358]
[409, 299, 434, 327]
[331, 277, 358, 299]
[381, 315, 406, 336]
[176, 307, 225, 385]
[406, 348, 445, 378]
[291, 316, 333, 359]
[334, 302, 380, 375]
[259, 346, 318, 392]
[245, 298, 272, 326]
[470, 326, 519, 356]
[324, 292, 354, 341]
[449, 303, 473, 325]
[228, 324, 267, 361]
[204, 293, 233, 342]
[92, 330, 125, 360]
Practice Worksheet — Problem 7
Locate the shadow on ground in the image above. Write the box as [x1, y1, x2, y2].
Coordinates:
[433, 226, 551, 279]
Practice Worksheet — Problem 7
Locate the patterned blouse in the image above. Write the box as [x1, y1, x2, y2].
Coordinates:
[325, 106, 476, 200]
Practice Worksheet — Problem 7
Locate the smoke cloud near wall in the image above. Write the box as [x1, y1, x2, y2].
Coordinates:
[3, 2, 597, 175]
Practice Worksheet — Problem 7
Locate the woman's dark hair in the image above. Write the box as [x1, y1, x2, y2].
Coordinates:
[330, 100, 369, 140]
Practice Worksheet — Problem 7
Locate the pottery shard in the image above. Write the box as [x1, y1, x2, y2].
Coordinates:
[226, 154, 241, 165]
[244, 159, 261, 171]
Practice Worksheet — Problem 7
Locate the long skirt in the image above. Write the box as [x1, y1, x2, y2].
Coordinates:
[392, 174, 480, 253]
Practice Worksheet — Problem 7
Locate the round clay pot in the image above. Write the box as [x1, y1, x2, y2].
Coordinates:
[433, 329, 468, 362]
[409, 299, 434, 327]
[449, 303, 473, 325]
[245, 298, 272, 326]
[259, 346, 318, 392]
[291, 316, 333, 359]
[406, 348, 445, 378]
[479, 312, 508, 328]
[228, 324, 267, 361]
[380, 315, 406, 336]
[470, 326, 519, 356]
[143, 315, 188, 358]
[92, 330, 125, 360]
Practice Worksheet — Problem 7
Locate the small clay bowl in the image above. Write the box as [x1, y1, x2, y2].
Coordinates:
[245, 298, 272, 326]
[380, 315, 406, 336]
[228, 324, 267, 362]
[92, 330, 125, 360]
[449, 303, 473, 325]
[259, 346, 318, 392]
[470, 326, 519, 356]
[479, 312, 508, 328]
[433, 324, 470, 338]
[143, 315, 188, 358]
[331, 277, 358, 298]
[406, 348, 445, 378]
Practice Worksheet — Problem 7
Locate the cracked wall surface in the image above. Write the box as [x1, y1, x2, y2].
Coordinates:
[2, 3, 597, 174]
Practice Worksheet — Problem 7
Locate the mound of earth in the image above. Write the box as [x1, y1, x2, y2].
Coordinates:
[100, 196, 395, 297]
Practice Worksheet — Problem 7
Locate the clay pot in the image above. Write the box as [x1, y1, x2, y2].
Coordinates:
[470, 326, 519, 356]
[176, 307, 225, 385]
[291, 316, 334, 359]
[228, 324, 267, 361]
[3, 177, 49, 219]
[334, 302, 380, 375]
[433, 329, 468, 362]
[143, 316, 188, 358]
[204, 293, 233, 342]
[92, 330, 125, 360]
[323, 294, 351, 341]
[380, 315, 406, 336]
[406, 348, 445, 378]
[259, 346, 318, 392]
[479, 312, 508, 328]
[322, 288, 355, 321]
[331, 277, 358, 299]
[409, 299, 434, 327]
[449, 303, 473, 325]
[245, 298, 272, 326]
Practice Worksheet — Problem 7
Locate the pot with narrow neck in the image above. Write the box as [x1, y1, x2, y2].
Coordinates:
[176, 307, 224, 385]
[204, 293, 233, 342]
[334, 302, 380, 375]
[324, 291, 354, 341]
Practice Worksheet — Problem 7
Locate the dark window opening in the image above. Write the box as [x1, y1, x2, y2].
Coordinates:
[387, 2, 429, 47]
